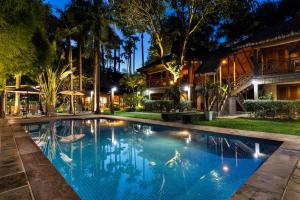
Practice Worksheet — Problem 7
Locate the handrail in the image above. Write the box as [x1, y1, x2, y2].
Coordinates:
[257, 57, 300, 75]
[230, 74, 253, 95]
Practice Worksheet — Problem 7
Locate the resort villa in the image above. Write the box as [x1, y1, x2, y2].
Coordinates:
[139, 15, 300, 115]
[2, 1, 300, 200]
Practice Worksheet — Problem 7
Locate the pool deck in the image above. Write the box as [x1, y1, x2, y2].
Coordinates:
[1, 114, 300, 200]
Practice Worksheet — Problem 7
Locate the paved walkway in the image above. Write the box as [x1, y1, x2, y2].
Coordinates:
[1, 115, 300, 199]
[0, 118, 79, 200]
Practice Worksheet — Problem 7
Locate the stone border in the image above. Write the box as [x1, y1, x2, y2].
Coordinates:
[0, 119, 80, 200]
[8, 115, 300, 200]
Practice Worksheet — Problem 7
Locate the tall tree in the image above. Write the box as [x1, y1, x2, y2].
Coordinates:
[0, 0, 52, 116]
[115, 0, 228, 83]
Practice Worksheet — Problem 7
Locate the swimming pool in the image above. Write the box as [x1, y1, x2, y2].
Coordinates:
[24, 119, 280, 200]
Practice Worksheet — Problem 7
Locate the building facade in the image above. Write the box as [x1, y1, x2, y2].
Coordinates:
[139, 15, 300, 114]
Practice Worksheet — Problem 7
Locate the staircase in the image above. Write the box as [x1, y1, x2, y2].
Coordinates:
[208, 75, 253, 115]
[230, 75, 253, 96]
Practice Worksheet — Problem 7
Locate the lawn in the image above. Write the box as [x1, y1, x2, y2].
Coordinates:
[113, 111, 162, 120]
[194, 118, 300, 136]
[105, 111, 300, 136]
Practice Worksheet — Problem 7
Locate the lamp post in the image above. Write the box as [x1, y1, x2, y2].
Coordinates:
[184, 85, 190, 101]
[146, 89, 152, 100]
[111, 87, 117, 114]
[90, 91, 94, 111]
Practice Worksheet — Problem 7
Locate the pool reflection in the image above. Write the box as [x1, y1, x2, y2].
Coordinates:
[24, 119, 280, 200]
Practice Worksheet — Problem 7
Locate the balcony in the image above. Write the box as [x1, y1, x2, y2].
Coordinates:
[257, 58, 300, 75]
[148, 78, 169, 88]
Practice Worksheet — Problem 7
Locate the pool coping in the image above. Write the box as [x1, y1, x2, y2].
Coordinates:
[5, 115, 300, 199]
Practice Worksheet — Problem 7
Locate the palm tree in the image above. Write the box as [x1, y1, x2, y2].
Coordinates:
[141, 32, 145, 68]
[37, 65, 73, 114]
[59, 7, 79, 114]
[70, 0, 91, 93]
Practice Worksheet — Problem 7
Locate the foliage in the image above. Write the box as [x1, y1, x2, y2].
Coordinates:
[144, 100, 174, 112]
[198, 80, 220, 111]
[244, 100, 300, 119]
[167, 82, 181, 109]
[182, 113, 205, 124]
[144, 100, 192, 112]
[120, 74, 146, 109]
[37, 65, 73, 109]
[259, 92, 273, 100]
[0, 0, 51, 78]
[161, 112, 179, 122]
[120, 74, 146, 92]
[114, 0, 229, 82]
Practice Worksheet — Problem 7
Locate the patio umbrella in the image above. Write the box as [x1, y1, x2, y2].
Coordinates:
[59, 90, 86, 115]
[8, 86, 42, 118]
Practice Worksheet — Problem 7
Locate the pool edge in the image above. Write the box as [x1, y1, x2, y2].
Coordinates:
[9, 115, 300, 200]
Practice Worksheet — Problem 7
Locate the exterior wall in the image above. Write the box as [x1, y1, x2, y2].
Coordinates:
[277, 83, 300, 100]
[263, 84, 278, 100]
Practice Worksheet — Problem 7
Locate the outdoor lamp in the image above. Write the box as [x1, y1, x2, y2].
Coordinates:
[184, 85, 190, 101]
[111, 87, 117, 92]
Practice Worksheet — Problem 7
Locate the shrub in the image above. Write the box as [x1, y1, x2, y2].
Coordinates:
[180, 101, 192, 111]
[182, 113, 205, 124]
[124, 107, 136, 112]
[144, 100, 192, 112]
[244, 100, 300, 119]
[161, 113, 179, 121]
[144, 100, 174, 112]
[113, 104, 120, 111]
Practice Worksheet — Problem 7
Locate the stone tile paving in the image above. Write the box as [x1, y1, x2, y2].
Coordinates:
[4, 115, 300, 200]
[0, 119, 32, 200]
[0, 119, 79, 200]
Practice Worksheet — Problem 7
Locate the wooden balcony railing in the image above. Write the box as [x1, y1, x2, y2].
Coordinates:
[148, 79, 169, 87]
[257, 58, 300, 75]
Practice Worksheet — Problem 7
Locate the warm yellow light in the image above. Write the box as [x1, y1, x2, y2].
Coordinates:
[170, 80, 174, 85]
[223, 165, 229, 172]
[102, 120, 124, 126]
[222, 59, 227, 65]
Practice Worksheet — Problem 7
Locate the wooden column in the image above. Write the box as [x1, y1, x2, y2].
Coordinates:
[261, 49, 264, 75]
[227, 57, 230, 84]
[233, 54, 236, 88]
[219, 66, 222, 88]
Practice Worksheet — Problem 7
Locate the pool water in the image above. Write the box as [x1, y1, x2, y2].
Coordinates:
[24, 119, 280, 200]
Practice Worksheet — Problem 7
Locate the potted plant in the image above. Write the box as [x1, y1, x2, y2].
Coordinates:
[199, 80, 218, 121]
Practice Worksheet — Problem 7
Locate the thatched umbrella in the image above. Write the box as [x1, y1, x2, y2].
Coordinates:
[8, 86, 42, 118]
[59, 90, 85, 115]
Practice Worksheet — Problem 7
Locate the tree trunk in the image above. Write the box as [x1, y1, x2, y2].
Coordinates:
[0, 90, 6, 118]
[79, 42, 83, 91]
[93, 39, 100, 114]
[101, 45, 105, 77]
[118, 47, 121, 71]
[113, 47, 117, 72]
[14, 74, 21, 114]
[129, 52, 132, 75]
[68, 37, 74, 114]
[133, 43, 135, 73]
[141, 33, 144, 67]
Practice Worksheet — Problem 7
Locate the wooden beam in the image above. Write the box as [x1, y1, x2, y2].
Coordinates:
[219, 65, 222, 88]
[235, 55, 247, 74]
[233, 54, 236, 88]
[242, 48, 254, 70]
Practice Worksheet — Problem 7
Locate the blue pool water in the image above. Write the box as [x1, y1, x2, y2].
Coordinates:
[24, 119, 280, 200]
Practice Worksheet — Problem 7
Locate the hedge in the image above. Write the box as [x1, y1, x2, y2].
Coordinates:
[244, 100, 300, 119]
[161, 111, 198, 122]
[144, 100, 192, 112]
